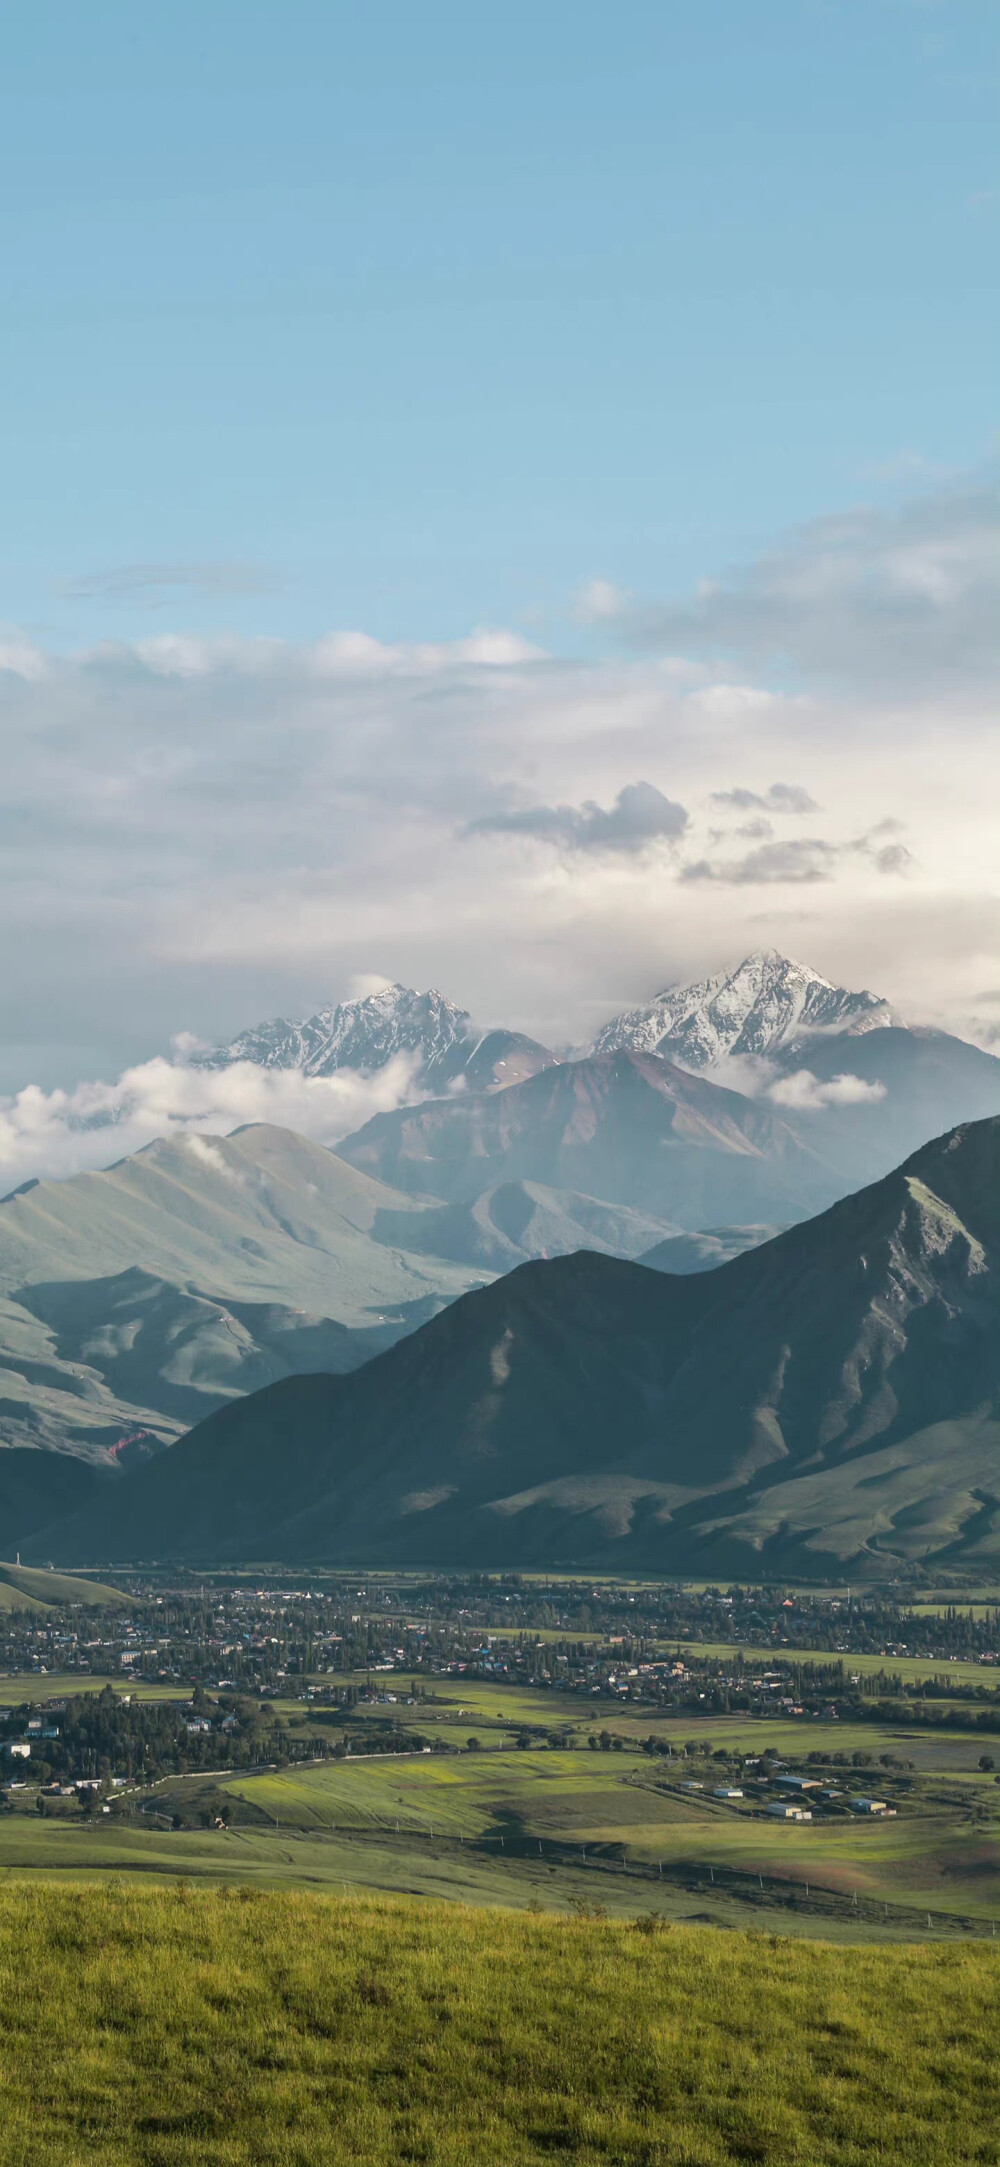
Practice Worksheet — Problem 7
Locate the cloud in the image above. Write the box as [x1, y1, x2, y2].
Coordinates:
[56, 563, 280, 602]
[681, 839, 838, 885]
[0, 471, 995, 1087]
[470, 780, 688, 855]
[627, 475, 1000, 692]
[0, 1054, 419, 1191]
[574, 578, 632, 624]
[767, 1069, 888, 1111]
[711, 782, 819, 814]
[682, 823, 914, 886]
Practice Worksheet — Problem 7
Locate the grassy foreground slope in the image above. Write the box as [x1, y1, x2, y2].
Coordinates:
[0, 1885, 995, 2167]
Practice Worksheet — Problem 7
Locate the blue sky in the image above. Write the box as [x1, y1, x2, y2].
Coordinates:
[3, 0, 996, 650]
[0, 2, 996, 1156]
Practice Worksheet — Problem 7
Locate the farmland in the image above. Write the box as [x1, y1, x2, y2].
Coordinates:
[0, 1566, 995, 1942]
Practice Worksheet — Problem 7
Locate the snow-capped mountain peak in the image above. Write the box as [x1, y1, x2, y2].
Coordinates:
[196, 984, 474, 1086]
[194, 985, 556, 1094]
[591, 949, 901, 1069]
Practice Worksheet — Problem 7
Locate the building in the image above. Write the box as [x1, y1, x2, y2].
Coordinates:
[2, 1742, 30, 1760]
[680, 1780, 703, 1790]
[766, 1801, 812, 1821]
[848, 1797, 890, 1815]
[774, 1774, 820, 1793]
[713, 1786, 743, 1799]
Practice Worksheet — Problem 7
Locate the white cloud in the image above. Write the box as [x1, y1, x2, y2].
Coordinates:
[574, 578, 631, 624]
[767, 1069, 888, 1111]
[626, 475, 1000, 693]
[0, 1054, 418, 1190]
[0, 473, 995, 1083]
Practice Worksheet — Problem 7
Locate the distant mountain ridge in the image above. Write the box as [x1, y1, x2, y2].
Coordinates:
[26, 1119, 998, 1577]
[334, 1047, 844, 1225]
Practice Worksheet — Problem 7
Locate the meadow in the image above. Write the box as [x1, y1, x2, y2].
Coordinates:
[4, 1733, 996, 1939]
[0, 1881, 994, 2166]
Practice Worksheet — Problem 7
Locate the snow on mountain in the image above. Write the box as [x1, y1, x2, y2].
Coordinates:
[196, 985, 473, 1086]
[591, 949, 901, 1070]
[196, 985, 555, 1094]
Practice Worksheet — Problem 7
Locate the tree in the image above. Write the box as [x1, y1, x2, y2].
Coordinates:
[978, 1754, 995, 1772]
[465, 1737, 481, 1752]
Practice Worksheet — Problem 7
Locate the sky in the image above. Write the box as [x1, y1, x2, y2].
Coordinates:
[0, 2, 997, 1173]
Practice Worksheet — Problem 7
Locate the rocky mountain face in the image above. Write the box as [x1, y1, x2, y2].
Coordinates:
[29, 1119, 998, 1578]
[591, 948, 900, 1067]
[195, 983, 554, 1093]
[334, 1048, 843, 1227]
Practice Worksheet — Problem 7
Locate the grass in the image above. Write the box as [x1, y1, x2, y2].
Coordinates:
[663, 1640, 993, 1688]
[0, 1564, 134, 1612]
[0, 1882, 995, 2165]
[0, 1673, 188, 1706]
[4, 1742, 997, 1937]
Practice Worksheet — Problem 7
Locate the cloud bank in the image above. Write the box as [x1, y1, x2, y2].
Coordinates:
[0, 473, 995, 1122]
[0, 1055, 419, 1192]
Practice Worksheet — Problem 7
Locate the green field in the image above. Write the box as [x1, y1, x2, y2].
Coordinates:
[666, 1638, 994, 1688]
[0, 1673, 189, 1707]
[0, 1563, 133, 1613]
[4, 1736, 997, 1940]
[0, 1883, 994, 2165]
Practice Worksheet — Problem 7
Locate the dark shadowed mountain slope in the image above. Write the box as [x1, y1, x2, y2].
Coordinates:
[32, 1119, 998, 1579]
[335, 1049, 843, 1227]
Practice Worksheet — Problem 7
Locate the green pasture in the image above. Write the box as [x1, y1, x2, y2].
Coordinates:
[0, 1884, 995, 2166]
[665, 1638, 994, 1688]
[0, 1673, 189, 1707]
[366, 1681, 995, 1770]
[216, 1747, 1000, 1921]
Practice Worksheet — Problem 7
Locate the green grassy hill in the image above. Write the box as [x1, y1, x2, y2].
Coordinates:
[0, 1560, 132, 1610]
[0, 1883, 993, 2166]
[0, 1123, 489, 1462]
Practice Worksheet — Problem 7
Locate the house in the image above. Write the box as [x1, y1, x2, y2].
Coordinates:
[766, 1801, 812, 1820]
[848, 1797, 890, 1815]
[2, 1742, 31, 1760]
[184, 1718, 212, 1735]
[712, 1786, 743, 1799]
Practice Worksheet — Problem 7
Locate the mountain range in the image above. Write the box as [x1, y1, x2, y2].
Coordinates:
[198, 948, 999, 1198]
[195, 949, 903, 1078]
[22, 1118, 998, 1578]
[194, 983, 554, 1094]
[0, 947, 994, 1487]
